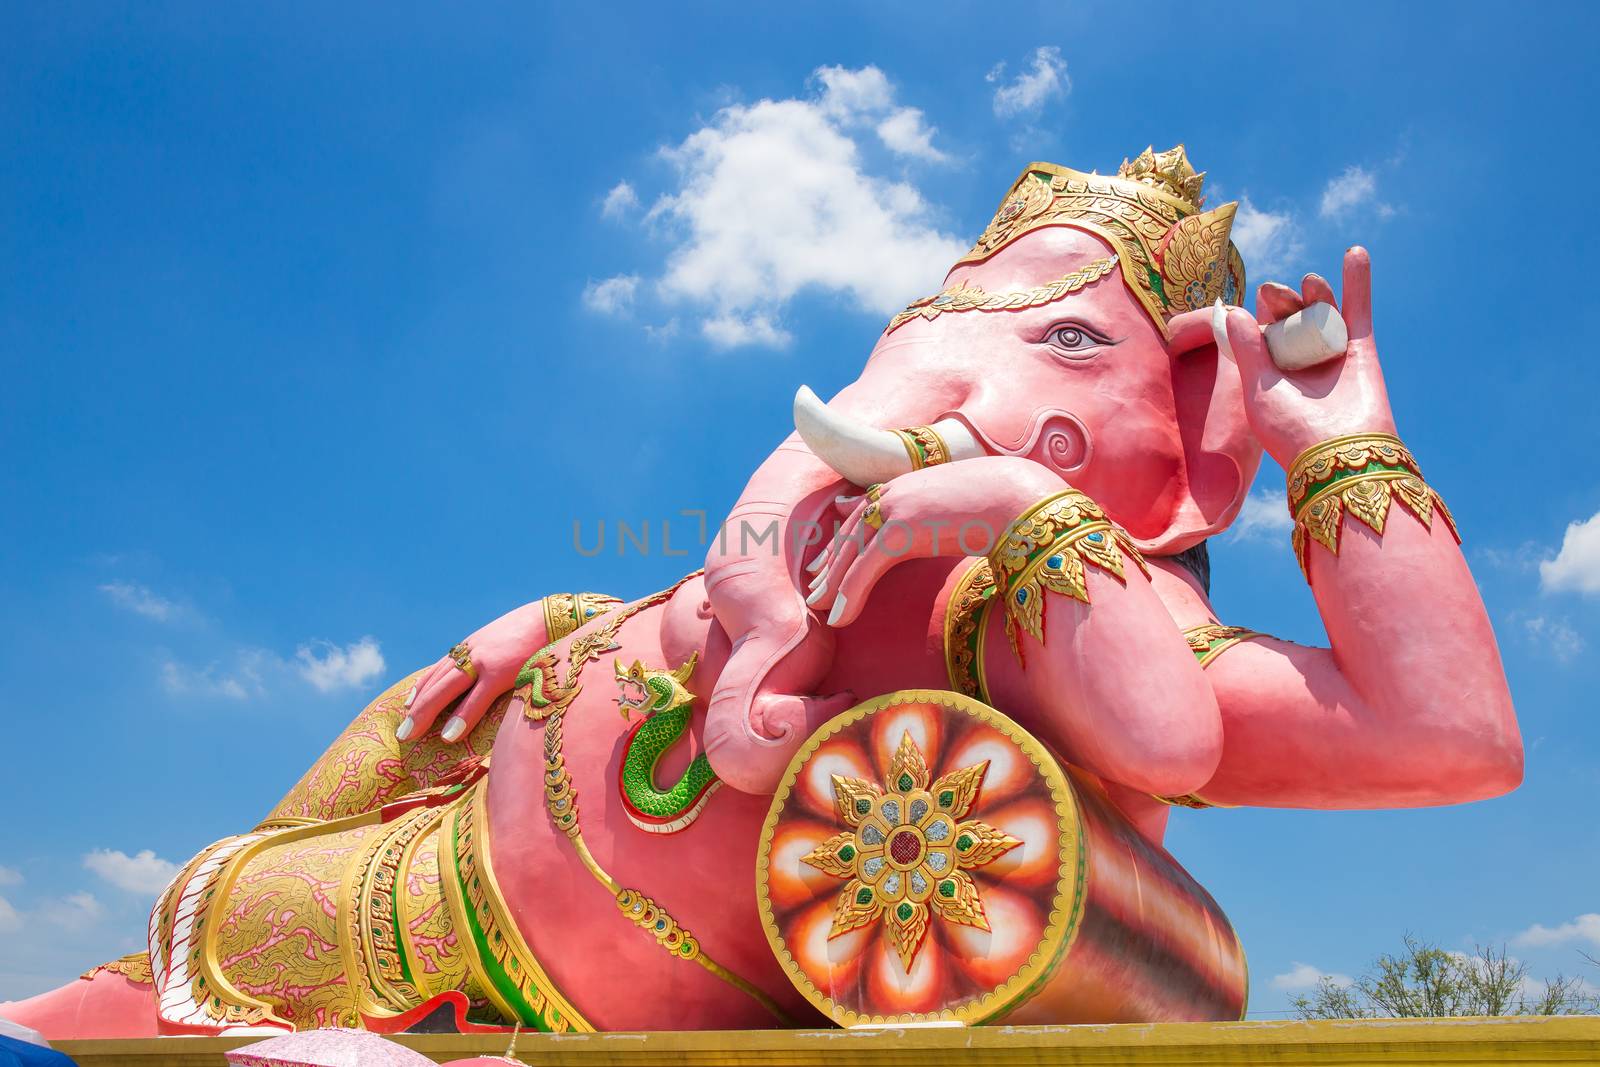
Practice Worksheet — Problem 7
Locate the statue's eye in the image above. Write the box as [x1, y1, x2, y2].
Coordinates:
[1044, 322, 1112, 358]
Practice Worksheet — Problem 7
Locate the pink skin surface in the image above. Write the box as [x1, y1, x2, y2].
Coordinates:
[420, 235, 1515, 1030]
[5, 232, 1521, 1038]
[700, 226, 1262, 796]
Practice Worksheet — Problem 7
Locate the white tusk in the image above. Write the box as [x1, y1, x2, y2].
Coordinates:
[929, 417, 985, 463]
[793, 386, 915, 487]
[1265, 301, 1348, 371]
[793, 386, 988, 486]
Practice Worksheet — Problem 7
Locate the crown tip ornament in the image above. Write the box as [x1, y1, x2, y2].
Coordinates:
[1117, 144, 1207, 208]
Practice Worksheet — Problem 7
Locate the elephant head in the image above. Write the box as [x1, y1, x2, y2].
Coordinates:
[701, 146, 1263, 794]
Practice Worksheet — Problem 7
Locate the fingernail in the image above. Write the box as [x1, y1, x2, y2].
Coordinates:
[806, 584, 827, 607]
[806, 552, 827, 573]
[403, 687, 417, 709]
[395, 717, 415, 742]
[808, 568, 828, 590]
[1211, 299, 1234, 360]
[827, 592, 849, 626]
[836, 494, 861, 506]
[442, 717, 466, 742]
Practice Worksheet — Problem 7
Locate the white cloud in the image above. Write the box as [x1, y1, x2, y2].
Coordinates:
[1513, 914, 1600, 949]
[1319, 165, 1393, 220]
[294, 637, 385, 693]
[875, 107, 948, 163]
[0, 895, 18, 933]
[83, 849, 179, 896]
[0, 866, 20, 887]
[99, 581, 178, 621]
[601, 180, 640, 220]
[39, 892, 103, 932]
[160, 652, 267, 700]
[1522, 615, 1585, 662]
[815, 65, 894, 119]
[644, 70, 967, 348]
[1227, 489, 1293, 544]
[702, 313, 793, 350]
[643, 318, 680, 343]
[1272, 961, 1354, 991]
[1232, 196, 1303, 278]
[988, 47, 1070, 118]
[811, 66, 948, 162]
[1541, 509, 1600, 595]
[581, 274, 640, 316]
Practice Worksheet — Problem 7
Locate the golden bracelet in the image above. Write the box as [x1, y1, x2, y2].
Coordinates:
[989, 489, 1146, 658]
[1285, 432, 1458, 580]
[891, 425, 951, 469]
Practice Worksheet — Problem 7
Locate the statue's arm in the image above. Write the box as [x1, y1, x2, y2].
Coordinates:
[1196, 505, 1521, 808]
[812, 457, 1224, 799]
[1196, 251, 1521, 807]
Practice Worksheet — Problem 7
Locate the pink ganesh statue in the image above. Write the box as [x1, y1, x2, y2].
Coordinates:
[5, 146, 1521, 1039]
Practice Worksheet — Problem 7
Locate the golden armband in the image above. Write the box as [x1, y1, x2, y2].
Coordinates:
[989, 489, 1146, 659]
[1286, 432, 1459, 580]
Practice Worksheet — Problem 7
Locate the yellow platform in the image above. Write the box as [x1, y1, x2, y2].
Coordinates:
[50, 1017, 1600, 1066]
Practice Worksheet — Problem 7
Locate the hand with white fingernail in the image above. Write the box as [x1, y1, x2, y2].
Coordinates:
[397, 599, 556, 744]
[807, 458, 1072, 628]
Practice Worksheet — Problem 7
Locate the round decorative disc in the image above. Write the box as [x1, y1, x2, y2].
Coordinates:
[756, 690, 1082, 1026]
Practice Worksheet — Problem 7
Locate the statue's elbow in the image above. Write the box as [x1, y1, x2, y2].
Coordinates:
[1473, 728, 1524, 799]
[1451, 692, 1524, 801]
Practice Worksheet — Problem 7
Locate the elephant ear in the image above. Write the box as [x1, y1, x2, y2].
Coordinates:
[1136, 307, 1263, 555]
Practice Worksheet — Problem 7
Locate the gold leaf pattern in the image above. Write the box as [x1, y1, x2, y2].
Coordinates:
[886, 732, 930, 792]
[928, 869, 989, 932]
[990, 490, 1146, 658]
[830, 879, 885, 938]
[886, 256, 1119, 334]
[1285, 434, 1459, 581]
[800, 832, 859, 879]
[929, 761, 989, 821]
[953, 820, 1023, 868]
[1160, 204, 1239, 312]
[886, 899, 931, 972]
[831, 775, 883, 828]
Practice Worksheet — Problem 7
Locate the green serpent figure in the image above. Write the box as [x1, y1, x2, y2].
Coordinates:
[613, 652, 722, 833]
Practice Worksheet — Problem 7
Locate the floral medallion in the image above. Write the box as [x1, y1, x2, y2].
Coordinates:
[801, 732, 1020, 970]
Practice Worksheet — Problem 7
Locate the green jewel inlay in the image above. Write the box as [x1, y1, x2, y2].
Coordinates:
[896, 902, 914, 921]
[838, 844, 855, 861]
[856, 886, 874, 905]
[855, 798, 871, 814]
[956, 834, 974, 852]
[897, 773, 914, 791]
[938, 790, 954, 808]
[938, 879, 956, 898]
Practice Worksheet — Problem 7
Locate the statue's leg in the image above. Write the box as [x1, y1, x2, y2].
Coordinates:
[258, 591, 620, 828]
[257, 671, 508, 828]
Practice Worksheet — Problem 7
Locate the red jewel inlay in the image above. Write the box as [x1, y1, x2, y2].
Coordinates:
[889, 829, 922, 866]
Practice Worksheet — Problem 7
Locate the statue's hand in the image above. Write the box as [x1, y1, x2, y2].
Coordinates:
[806, 456, 1067, 627]
[1216, 247, 1397, 466]
[397, 601, 548, 744]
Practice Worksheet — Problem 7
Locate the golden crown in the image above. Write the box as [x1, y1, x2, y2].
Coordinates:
[958, 145, 1243, 335]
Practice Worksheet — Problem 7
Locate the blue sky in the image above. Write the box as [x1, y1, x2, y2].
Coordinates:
[3, 2, 1599, 1017]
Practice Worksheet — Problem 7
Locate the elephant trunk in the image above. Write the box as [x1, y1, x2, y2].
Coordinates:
[702, 373, 981, 794]
[701, 434, 849, 794]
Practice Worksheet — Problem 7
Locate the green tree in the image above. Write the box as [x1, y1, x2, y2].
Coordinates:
[1292, 937, 1596, 1019]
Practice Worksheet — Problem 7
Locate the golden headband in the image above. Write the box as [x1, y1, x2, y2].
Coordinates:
[942, 145, 1246, 337]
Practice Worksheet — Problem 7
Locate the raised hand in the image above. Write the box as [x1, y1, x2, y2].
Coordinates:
[1214, 247, 1397, 465]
